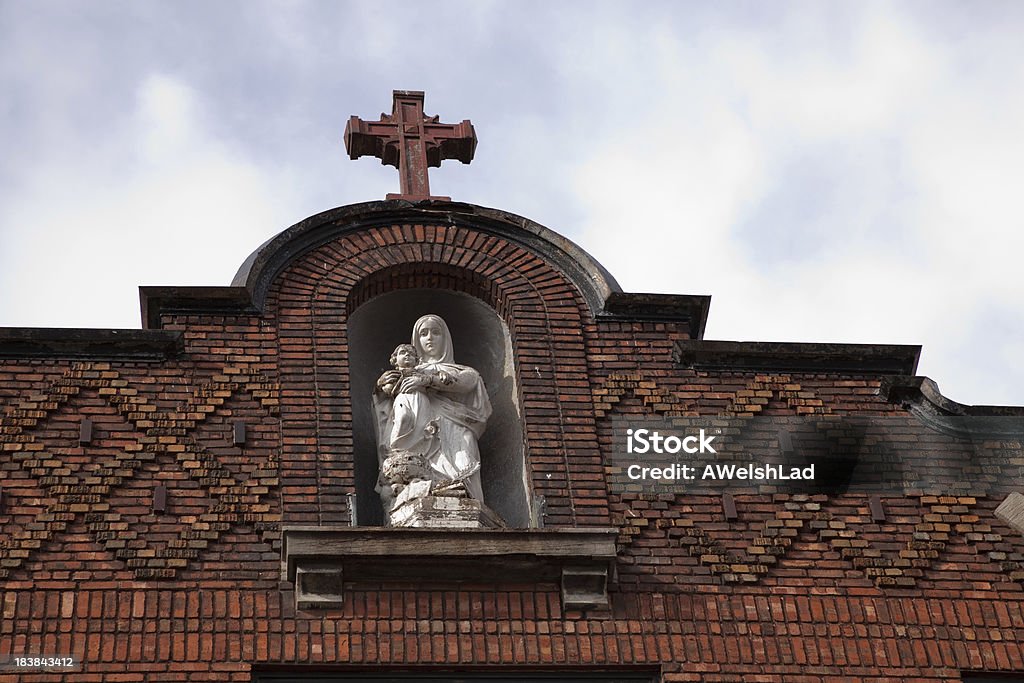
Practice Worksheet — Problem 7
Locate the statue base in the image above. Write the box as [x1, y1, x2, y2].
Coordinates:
[390, 495, 506, 529]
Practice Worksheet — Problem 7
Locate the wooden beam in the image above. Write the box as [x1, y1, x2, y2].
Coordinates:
[79, 418, 93, 445]
[722, 493, 738, 521]
[153, 486, 168, 514]
[868, 496, 886, 522]
[233, 421, 247, 446]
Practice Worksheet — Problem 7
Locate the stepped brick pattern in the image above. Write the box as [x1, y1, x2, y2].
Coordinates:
[2, 212, 1023, 682]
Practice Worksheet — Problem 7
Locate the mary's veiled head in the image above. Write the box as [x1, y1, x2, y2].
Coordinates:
[412, 314, 454, 363]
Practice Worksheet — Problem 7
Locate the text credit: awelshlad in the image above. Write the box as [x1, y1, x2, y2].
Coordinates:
[624, 428, 815, 482]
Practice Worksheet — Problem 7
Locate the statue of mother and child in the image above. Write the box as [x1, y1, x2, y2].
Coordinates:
[372, 314, 500, 527]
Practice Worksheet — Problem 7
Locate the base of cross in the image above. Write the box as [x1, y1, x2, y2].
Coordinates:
[391, 493, 506, 529]
[385, 193, 452, 202]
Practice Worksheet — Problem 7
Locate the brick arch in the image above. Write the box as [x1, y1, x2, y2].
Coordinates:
[266, 220, 610, 529]
[346, 262, 503, 319]
[233, 201, 622, 316]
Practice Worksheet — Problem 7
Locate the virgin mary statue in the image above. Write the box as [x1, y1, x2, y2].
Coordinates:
[373, 314, 492, 520]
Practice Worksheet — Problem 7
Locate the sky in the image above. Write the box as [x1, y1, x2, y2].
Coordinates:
[1, 1, 1022, 406]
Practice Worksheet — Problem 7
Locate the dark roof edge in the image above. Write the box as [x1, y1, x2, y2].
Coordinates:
[600, 293, 711, 339]
[675, 340, 921, 375]
[0, 328, 183, 361]
[139, 286, 256, 330]
[879, 375, 1024, 437]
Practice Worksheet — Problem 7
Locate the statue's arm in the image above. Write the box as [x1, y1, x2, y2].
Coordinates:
[396, 366, 481, 395]
[426, 366, 480, 393]
[375, 370, 401, 394]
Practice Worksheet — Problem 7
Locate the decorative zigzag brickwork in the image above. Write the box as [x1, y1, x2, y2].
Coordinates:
[593, 373, 693, 419]
[614, 493, 1024, 589]
[593, 372, 832, 419]
[722, 375, 831, 416]
[599, 373, 1024, 590]
[615, 493, 1024, 590]
[0, 362, 280, 580]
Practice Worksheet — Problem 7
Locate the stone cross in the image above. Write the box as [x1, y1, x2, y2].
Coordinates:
[344, 90, 477, 201]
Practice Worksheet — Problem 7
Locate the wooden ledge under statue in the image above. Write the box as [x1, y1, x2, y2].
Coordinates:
[280, 526, 619, 612]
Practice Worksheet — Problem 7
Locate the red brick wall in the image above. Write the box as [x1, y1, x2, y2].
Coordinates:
[1, 214, 1023, 681]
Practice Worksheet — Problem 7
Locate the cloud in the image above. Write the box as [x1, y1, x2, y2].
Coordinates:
[567, 3, 1024, 405]
[0, 73, 297, 329]
[0, 1, 1021, 407]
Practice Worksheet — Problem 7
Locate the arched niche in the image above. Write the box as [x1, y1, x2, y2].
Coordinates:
[348, 289, 532, 528]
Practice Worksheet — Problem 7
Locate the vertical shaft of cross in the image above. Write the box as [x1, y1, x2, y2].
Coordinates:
[393, 93, 429, 197]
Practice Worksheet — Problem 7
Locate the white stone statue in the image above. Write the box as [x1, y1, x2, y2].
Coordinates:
[373, 314, 493, 526]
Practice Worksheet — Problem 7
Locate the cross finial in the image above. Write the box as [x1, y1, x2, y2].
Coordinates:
[344, 90, 477, 201]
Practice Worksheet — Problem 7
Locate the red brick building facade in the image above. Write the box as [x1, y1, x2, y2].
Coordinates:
[1, 199, 1023, 682]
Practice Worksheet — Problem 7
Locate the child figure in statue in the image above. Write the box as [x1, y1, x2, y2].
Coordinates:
[375, 344, 429, 512]
[378, 344, 420, 396]
[379, 343, 429, 448]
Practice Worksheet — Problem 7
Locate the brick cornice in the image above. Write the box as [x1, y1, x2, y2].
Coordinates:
[0, 327, 183, 360]
[600, 292, 711, 338]
[674, 339, 921, 375]
[138, 285, 256, 330]
[881, 375, 1024, 437]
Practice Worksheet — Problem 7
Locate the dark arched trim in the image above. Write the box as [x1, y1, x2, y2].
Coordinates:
[881, 375, 1024, 437]
[231, 199, 621, 316]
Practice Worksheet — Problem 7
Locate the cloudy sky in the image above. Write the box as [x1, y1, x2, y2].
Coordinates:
[1, 1, 1022, 406]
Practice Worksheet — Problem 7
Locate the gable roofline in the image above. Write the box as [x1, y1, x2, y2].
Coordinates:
[139, 200, 711, 336]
